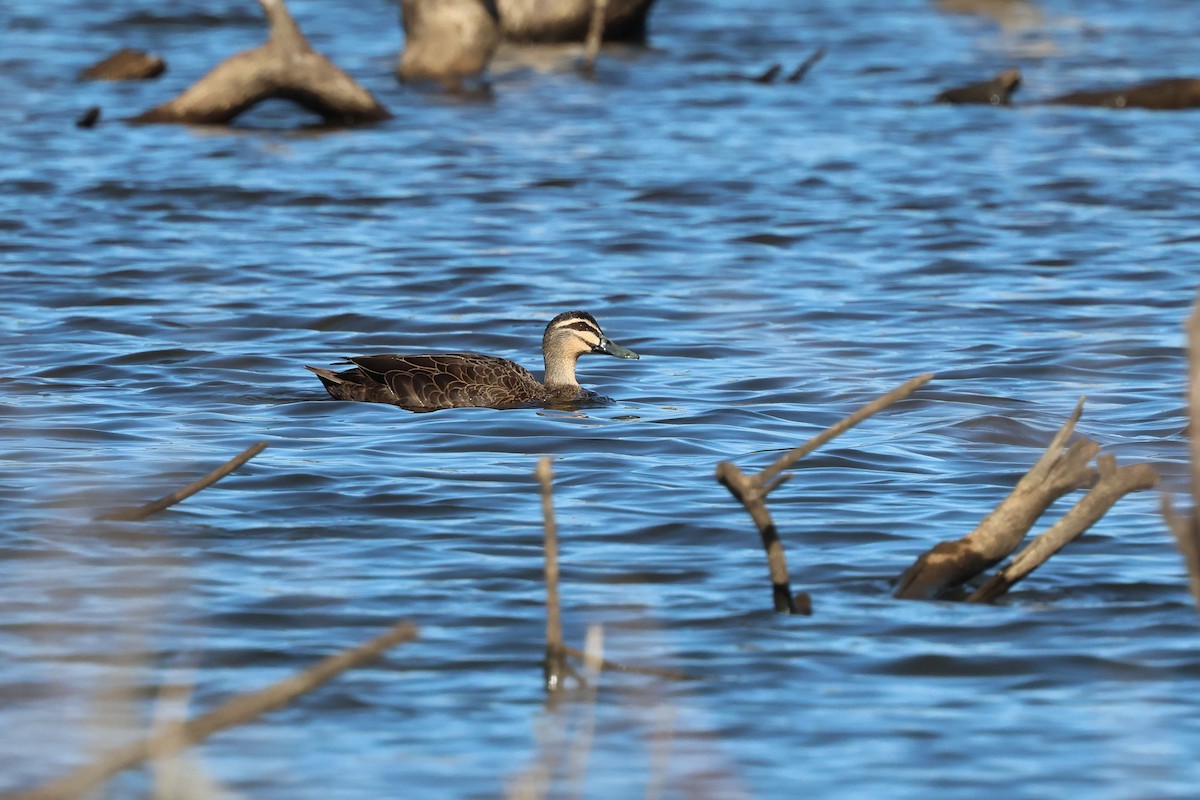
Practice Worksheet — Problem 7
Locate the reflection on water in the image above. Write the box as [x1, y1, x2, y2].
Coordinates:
[3, 0, 1200, 797]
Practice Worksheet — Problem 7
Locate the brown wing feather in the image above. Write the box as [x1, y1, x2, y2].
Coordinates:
[347, 353, 545, 410]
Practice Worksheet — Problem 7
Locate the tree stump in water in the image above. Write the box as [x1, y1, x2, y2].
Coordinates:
[79, 48, 165, 81]
[134, 0, 388, 126]
[397, 0, 500, 91]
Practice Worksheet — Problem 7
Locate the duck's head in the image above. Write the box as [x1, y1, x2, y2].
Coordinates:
[542, 310, 639, 387]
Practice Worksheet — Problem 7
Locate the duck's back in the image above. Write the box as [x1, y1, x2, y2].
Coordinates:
[327, 353, 547, 410]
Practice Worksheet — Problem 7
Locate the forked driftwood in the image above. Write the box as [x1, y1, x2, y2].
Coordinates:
[895, 398, 1099, 600]
[580, 0, 610, 76]
[98, 441, 268, 522]
[535, 457, 689, 691]
[10, 620, 418, 800]
[969, 455, 1158, 602]
[716, 373, 934, 613]
[1163, 298, 1200, 612]
[134, 0, 389, 125]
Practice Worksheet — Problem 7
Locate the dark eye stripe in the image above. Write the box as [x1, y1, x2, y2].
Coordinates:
[562, 320, 601, 334]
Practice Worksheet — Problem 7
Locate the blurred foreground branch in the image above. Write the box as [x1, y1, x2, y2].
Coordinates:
[9, 620, 419, 800]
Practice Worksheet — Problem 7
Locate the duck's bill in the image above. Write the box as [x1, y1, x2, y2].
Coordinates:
[595, 337, 639, 359]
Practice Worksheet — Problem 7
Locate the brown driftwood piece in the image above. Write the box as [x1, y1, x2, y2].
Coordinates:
[1046, 77, 1200, 110]
[497, 0, 655, 44]
[536, 457, 569, 692]
[895, 398, 1099, 600]
[1162, 297, 1200, 612]
[969, 456, 1158, 602]
[580, 0, 610, 76]
[79, 49, 165, 81]
[717, 373, 934, 613]
[134, 0, 389, 125]
[935, 68, 1021, 106]
[785, 46, 826, 83]
[10, 620, 418, 800]
[98, 441, 268, 522]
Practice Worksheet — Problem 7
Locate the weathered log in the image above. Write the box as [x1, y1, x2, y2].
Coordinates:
[895, 398, 1099, 600]
[98, 441, 268, 522]
[134, 0, 389, 126]
[1163, 296, 1200, 612]
[496, 0, 656, 44]
[1046, 77, 1200, 110]
[969, 455, 1158, 602]
[10, 620, 418, 800]
[717, 373, 934, 613]
[397, 0, 499, 90]
[79, 48, 165, 81]
[936, 68, 1021, 106]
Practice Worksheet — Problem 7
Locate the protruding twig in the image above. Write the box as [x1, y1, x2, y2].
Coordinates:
[752, 64, 782, 84]
[10, 620, 418, 800]
[895, 398, 1099, 600]
[134, 0, 388, 125]
[969, 456, 1158, 602]
[581, 0, 610, 77]
[718, 373, 934, 613]
[536, 457, 568, 693]
[99, 441, 268, 522]
[785, 46, 826, 83]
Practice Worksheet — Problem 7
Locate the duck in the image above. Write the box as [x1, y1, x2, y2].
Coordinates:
[306, 311, 639, 411]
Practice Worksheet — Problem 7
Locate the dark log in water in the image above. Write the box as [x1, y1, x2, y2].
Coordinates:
[1162, 296, 1200, 613]
[397, 0, 499, 91]
[78, 48, 165, 81]
[98, 441, 268, 521]
[497, 0, 656, 44]
[969, 455, 1158, 602]
[10, 620, 418, 800]
[894, 398, 1098, 600]
[134, 0, 388, 126]
[935, 68, 1021, 106]
[717, 373, 934, 614]
[1046, 77, 1200, 110]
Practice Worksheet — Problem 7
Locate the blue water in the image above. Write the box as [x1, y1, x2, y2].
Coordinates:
[4, 0, 1200, 797]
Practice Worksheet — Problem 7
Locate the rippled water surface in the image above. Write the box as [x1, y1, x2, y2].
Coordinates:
[4, 0, 1200, 797]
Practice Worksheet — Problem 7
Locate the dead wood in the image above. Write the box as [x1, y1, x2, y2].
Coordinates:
[580, 0, 610, 77]
[1046, 77, 1200, 110]
[1163, 297, 1200, 612]
[536, 457, 569, 692]
[895, 398, 1099, 600]
[79, 49, 165, 81]
[785, 47, 826, 83]
[935, 68, 1021, 106]
[134, 0, 389, 126]
[969, 455, 1158, 602]
[717, 373, 934, 613]
[397, 0, 499, 91]
[497, 0, 655, 44]
[10, 620, 418, 800]
[98, 441, 267, 522]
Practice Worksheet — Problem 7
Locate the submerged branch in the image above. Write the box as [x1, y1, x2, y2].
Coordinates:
[894, 398, 1098, 600]
[537, 457, 568, 692]
[717, 373, 933, 613]
[98, 441, 268, 522]
[969, 456, 1158, 602]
